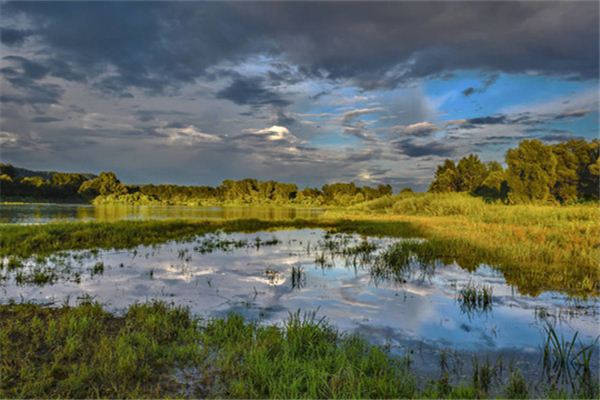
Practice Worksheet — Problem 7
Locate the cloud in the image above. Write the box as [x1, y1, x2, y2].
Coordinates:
[216, 76, 290, 108]
[0, 131, 19, 147]
[340, 107, 384, 124]
[339, 107, 384, 141]
[31, 116, 62, 123]
[552, 109, 592, 120]
[247, 125, 299, 142]
[393, 121, 438, 136]
[2, 2, 597, 95]
[0, 28, 32, 46]
[393, 138, 455, 157]
[156, 125, 222, 145]
[462, 74, 499, 97]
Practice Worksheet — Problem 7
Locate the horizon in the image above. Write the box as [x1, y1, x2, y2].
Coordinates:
[1, 1, 598, 191]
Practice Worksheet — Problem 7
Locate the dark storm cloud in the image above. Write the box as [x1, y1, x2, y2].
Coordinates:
[466, 115, 508, 125]
[216, 76, 291, 108]
[0, 28, 32, 46]
[0, 81, 64, 106]
[393, 138, 456, 157]
[2, 1, 597, 93]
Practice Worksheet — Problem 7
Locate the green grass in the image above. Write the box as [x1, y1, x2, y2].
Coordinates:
[457, 282, 493, 314]
[2, 301, 597, 399]
[0, 218, 424, 259]
[0, 302, 414, 398]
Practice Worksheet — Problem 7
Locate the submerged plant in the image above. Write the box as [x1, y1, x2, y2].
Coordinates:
[458, 281, 493, 314]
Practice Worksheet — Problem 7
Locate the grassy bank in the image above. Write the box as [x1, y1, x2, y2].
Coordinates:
[0, 301, 415, 398]
[3, 301, 595, 399]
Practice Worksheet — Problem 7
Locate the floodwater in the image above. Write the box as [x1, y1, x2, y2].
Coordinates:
[2, 228, 598, 387]
[0, 203, 324, 224]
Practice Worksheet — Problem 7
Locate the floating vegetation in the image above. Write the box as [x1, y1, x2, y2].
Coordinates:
[90, 261, 105, 276]
[15, 266, 58, 286]
[193, 233, 280, 254]
[264, 268, 282, 285]
[457, 281, 493, 314]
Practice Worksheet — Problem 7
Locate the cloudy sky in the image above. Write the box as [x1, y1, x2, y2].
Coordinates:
[1, 1, 598, 190]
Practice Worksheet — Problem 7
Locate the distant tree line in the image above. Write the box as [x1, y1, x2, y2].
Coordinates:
[428, 139, 600, 203]
[129, 179, 393, 206]
[0, 164, 392, 206]
[2, 138, 598, 206]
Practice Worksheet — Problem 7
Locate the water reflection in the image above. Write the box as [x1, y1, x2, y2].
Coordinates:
[0, 203, 324, 224]
[2, 229, 598, 354]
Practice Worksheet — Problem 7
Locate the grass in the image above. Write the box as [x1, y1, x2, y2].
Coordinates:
[457, 282, 493, 314]
[2, 301, 597, 399]
[331, 192, 600, 297]
[0, 301, 416, 398]
[542, 323, 599, 396]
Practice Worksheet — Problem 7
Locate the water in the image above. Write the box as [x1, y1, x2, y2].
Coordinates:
[0, 203, 324, 224]
[2, 228, 598, 378]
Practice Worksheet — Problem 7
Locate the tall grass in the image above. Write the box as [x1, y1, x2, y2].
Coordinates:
[3, 301, 597, 398]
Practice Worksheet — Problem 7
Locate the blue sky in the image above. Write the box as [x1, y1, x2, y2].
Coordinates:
[0, 1, 598, 190]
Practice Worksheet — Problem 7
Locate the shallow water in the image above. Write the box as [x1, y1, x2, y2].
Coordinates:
[2, 229, 598, 351]
[0, 203, 324, 224]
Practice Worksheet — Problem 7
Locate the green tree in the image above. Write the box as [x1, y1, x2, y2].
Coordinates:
[78, 172, 128, 197]
[506, 140, 557, 203]
[476, 170, 508, 201]
[456, 154, 488, 193]
[0, 163, 16, 178]
[550, 142, 579, 203]
[429, 160, 459, 193]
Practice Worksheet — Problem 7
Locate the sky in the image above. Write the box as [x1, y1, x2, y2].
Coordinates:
[0, 1, 598, 190]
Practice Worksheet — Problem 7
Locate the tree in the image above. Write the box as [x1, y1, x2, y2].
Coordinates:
[0, 163, 16, 178]
[550, 142, 579, 203]
[78, 172, 128, 197]
[477, 170, 508, 201]
[429, 160, 459, 193]
[456, 154, 488, 193]
[506, 140, 557, 203]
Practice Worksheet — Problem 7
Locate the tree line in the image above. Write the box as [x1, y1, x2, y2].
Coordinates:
[2, 138, 598, 205]
[428, 139, 599, 203]
[0, 165, 392, 206]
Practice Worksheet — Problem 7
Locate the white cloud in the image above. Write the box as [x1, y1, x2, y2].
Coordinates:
[340, 107, 384, 124]
[157, 125, 222, 145]
[393, 121, 438, 136]
[249, 125, 300, 142]
[0, 131, 19, 147]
